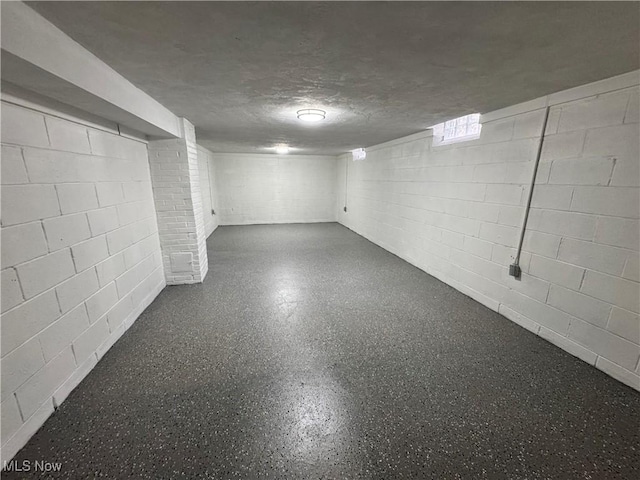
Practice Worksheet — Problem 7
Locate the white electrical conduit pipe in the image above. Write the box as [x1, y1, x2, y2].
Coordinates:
[343, 155, 349, 213]
[510, 105, 551, 278]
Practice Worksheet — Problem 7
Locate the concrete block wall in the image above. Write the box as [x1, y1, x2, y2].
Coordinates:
[0, 99, 165, 462]
[196, 145, 220, 237]
[147, 119, 208, 285]
[336, 74, 640, 390]
[215, 153, 337, 225]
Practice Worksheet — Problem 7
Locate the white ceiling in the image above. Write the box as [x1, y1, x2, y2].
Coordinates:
[27, 1, 640, 154]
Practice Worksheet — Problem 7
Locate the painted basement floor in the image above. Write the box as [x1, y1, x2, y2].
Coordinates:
[5, 223, 639, 479]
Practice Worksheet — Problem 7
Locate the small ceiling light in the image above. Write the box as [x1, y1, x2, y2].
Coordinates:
[274, 145, 290, 154]
[297, 109, 326, 123]
[352, 148, 366, 161]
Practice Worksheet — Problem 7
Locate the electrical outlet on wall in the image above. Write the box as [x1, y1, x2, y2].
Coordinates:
[509, 263, 521, 279]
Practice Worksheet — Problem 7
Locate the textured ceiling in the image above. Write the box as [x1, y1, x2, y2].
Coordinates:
[27, 1, 640, 154]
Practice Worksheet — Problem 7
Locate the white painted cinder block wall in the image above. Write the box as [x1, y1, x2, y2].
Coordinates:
[336, 73, 640, 390]
[215, 153, 337, 225]
[0, 98, 166, 462]
[197, 145, 220, 237]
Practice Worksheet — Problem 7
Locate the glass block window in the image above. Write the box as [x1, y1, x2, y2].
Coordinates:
[432, 113, 482, 145]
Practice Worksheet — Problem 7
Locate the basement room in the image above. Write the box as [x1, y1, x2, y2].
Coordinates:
[1, 1, 639, 478]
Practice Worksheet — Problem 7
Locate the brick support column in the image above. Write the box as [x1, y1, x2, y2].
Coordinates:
[148, 118, 208, 284]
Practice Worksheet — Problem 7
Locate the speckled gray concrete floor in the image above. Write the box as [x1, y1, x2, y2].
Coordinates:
[5, 223, 639, 479]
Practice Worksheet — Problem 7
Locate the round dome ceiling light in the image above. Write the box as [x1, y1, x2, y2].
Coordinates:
[297, 109, 326, 123]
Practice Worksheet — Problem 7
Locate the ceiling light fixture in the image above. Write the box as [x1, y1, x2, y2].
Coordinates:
[274, 145, 290, 154]
[297, 109, 326, 123]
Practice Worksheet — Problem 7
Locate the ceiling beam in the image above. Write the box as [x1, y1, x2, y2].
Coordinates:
[1, 1, 180, 138]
